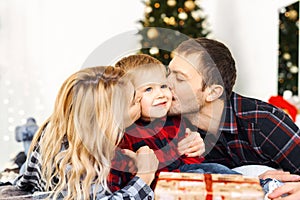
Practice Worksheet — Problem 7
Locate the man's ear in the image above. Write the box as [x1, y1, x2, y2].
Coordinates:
[206, 85, 224, 102]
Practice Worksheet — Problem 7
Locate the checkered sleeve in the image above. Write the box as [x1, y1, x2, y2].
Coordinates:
[108, 141, 135, 192]
[96, 176, 154, 200]
[14, 145, 45, 193]
[255, 106, 300, 174]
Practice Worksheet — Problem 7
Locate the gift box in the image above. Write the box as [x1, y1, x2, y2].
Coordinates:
[154, 172, 264, 200]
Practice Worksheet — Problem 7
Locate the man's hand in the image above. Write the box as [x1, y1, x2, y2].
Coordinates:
[259, 170, 300, 182]
[178, 128, 205, 157]
[268, 182, 300, 200]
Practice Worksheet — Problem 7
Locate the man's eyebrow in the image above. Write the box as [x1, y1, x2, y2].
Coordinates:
[171, 69, 186, 77]
[169, 68, 178, 74]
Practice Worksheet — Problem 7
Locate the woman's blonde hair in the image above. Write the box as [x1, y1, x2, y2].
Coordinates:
[30, 66, 128, 199]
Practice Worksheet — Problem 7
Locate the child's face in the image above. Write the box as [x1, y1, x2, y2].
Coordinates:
[136, 72, 172, 121]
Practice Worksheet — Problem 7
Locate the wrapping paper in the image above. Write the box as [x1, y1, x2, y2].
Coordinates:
[155, 172, 264, 200]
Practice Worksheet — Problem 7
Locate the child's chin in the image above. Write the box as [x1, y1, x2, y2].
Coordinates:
[151, 110, 168, 119]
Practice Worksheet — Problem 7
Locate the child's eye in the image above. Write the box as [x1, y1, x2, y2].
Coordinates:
[161, 84, 168, 89]
[145, 87, 152, 92]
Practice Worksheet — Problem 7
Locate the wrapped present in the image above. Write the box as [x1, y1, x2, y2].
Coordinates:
[155, 172, 264, 200]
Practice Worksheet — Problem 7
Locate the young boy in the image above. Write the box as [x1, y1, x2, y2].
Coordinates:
[108, 54, 238, 191]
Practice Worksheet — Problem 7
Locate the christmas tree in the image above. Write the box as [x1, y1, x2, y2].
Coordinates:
[138, 0, 211, 65]
[278, 1, 299, 95]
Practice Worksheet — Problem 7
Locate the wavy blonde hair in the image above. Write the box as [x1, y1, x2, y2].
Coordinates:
[30, 66, 128, 199]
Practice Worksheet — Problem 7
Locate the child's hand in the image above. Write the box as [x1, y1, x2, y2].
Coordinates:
[178, 128, 205, 157]
[127, 159, 137, 174]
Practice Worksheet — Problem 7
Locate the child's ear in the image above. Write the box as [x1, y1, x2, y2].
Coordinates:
[206, 85, 224, 102]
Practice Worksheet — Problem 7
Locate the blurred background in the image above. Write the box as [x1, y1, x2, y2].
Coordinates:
[0, 0, 299, 172]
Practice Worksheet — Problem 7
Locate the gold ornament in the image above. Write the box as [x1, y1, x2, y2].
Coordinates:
[184, 0, 196, 11]
[290, 66, 298, 74]
[147, 28, 159, 39]
[149, 17, 155, 22]
[178, 12, 188, 20]
[154, 3, 160, 8]
[169, 17, 176, 26]
[143, 42, 150, 48]
[167, 0, 177, 7]
[191, 10, 202, 21]
[279, 77, 284, 84]
[149, 47, 159, 55]
[163, 17, 176, 26]
[283, 53, 291, 60]
[145, 6, 152, 14]
[286, 10, 298, 21]
[178, 8, 184, 13]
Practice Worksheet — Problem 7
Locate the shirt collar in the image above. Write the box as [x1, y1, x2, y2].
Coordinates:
[132, 116, 166, 130]
[219, 92, 239, 134]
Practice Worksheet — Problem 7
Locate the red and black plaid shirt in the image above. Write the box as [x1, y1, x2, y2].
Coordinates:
[201, 92, 300, 174]
[108, 116, 204, 191]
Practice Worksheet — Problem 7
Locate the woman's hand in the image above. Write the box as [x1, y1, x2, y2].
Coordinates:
[178, 128, 205, 157]
[122, 146, 159, 185]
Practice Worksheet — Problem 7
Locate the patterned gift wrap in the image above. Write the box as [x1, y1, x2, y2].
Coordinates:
[155, 172, 264, 200]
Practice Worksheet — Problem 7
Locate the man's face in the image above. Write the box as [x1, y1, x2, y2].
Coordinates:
[167, 54, 206, 116]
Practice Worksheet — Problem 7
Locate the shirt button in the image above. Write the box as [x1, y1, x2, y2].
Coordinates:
[148, 196, 152, 200]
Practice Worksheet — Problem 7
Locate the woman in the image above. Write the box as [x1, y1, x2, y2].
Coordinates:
[14, 66, 158, 199]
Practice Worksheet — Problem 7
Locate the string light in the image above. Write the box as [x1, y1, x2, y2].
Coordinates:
[154, 3, 160, 8]
[167, 0, 176, 7]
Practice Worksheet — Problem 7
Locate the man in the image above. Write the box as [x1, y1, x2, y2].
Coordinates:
[168, 37, 300, 175]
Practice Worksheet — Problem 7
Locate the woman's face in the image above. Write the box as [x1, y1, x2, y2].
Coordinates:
[123, 81, 141, 128]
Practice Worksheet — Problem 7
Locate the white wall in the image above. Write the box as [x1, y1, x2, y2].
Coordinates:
[201, 0, 298, 100]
